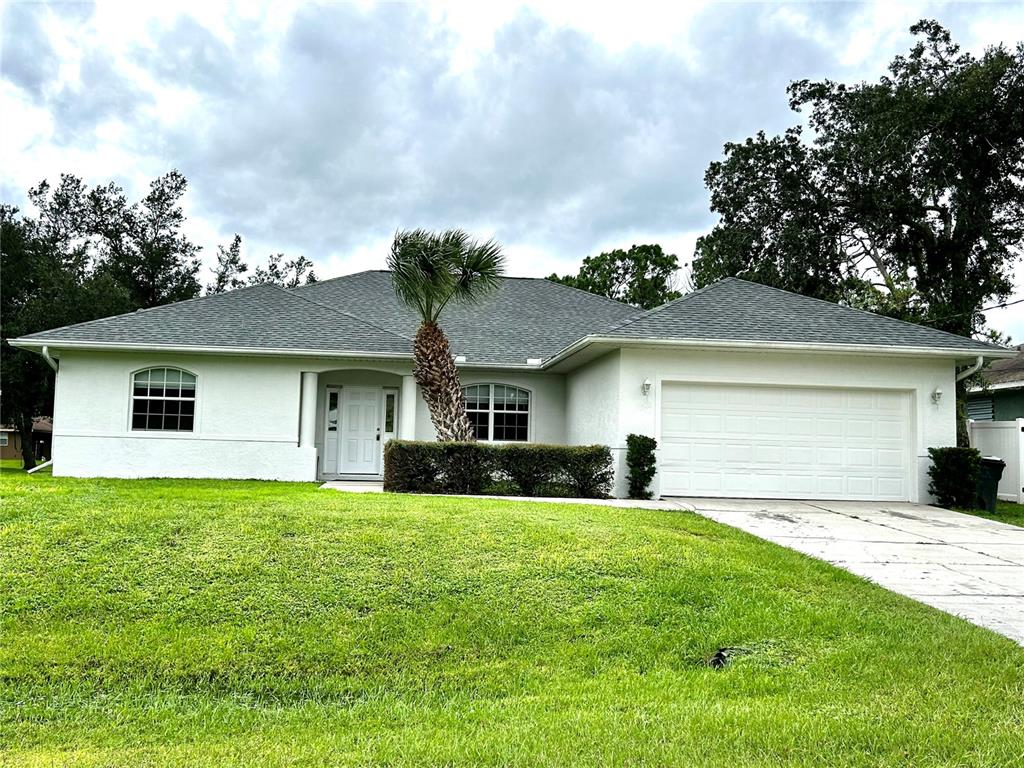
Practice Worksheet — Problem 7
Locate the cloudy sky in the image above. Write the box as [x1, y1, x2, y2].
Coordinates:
[2, 1, 1023, 336]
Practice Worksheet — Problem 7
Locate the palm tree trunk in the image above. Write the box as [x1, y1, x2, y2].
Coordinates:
[413, 321, 474, 441]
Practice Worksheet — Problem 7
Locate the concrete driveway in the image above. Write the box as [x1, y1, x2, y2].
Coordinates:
[669, 497, 1024, 645]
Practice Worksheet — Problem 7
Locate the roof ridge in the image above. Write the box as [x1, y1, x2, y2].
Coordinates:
[288, 269, 384, 291]
[270, 284, 413, 343]
[726, 277, 1010, 352]
[17, 283, 281, 340]
[292, 270, 638, 312]
[538, 277, 643, 312]
[603, 279, 724, 334]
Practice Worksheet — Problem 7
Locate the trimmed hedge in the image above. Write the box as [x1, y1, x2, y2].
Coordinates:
[927, 446, 982, 509]
[625, 434, 658, 500]
[384, 440, 613, 498]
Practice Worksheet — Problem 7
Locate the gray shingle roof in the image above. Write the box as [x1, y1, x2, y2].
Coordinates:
[290, 270, 641, 364]
[17, 283, 413, 354]
[979, 346, 1024, 385]
[15, 273, 1003, 363]
[603, 278, 1004, 353]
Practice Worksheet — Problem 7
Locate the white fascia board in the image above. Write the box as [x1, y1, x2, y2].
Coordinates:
[967, 380, 1024, 393]
[7, 338, 414, 361]
[12, 334, 1012, 369]
[540, 335, 1016, 369]
[8, 338, 546, 370]
[457, 362, 548, 371]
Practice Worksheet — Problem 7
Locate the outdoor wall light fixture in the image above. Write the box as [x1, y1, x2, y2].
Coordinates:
[642, 378, 652, 396]
[931, 387, 943, 404]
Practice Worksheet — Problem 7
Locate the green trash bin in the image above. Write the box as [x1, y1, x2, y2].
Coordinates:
[976, 456, 1006, 513]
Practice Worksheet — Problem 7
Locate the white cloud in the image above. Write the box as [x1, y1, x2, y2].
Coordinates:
[2, 0, 1020, 337]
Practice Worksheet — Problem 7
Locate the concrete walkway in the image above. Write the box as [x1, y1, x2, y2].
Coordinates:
[670, 497, 1024, 645]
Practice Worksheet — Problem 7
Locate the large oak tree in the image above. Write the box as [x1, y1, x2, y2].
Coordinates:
[693, 20, 1023, 341]
[2, 172, 205, 467]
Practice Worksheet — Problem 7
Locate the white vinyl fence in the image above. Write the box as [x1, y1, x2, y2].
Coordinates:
[969, 419, 1024, 504]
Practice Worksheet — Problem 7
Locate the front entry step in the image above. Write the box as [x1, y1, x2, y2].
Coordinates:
[320, 480, 384, 493]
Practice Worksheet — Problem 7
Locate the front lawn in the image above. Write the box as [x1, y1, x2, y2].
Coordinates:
[965, 499, 1024, 528]
[2, 474, 1022, 766]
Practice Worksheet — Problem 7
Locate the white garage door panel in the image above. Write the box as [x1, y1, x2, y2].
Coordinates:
[660, 382, 912, 501]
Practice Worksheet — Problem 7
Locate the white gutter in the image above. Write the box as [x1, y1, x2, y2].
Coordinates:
[11, 335, 1014, 371]
[540, 335, 1016, 369]
[41, 345, 58, 371]
[967, 380, 1024, 393]
[9, 338, 414, 361]
[955, 355, 985, 382]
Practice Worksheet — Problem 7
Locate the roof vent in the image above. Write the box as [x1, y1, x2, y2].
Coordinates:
[454, 355, 467, 363]
[526, 358, 542, 365]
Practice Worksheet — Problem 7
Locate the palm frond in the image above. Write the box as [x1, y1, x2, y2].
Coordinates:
[388, 228, 505, 323]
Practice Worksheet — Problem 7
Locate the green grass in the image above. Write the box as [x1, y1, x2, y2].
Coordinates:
[962, 500, 1024, 528]
[952, 499, 1024, 528]
[1, 458, 51, 475]
[1, 474, 1022, 767]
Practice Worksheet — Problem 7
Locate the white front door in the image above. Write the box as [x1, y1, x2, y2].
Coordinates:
[340, 387, 381, 474]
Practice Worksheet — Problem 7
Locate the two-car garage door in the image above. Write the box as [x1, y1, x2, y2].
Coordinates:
[659, 382, 912, 501]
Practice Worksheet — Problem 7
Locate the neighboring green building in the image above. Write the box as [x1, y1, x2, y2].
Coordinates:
[967, 345, 1024, 421]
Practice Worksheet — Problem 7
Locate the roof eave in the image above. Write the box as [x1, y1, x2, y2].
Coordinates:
[7, 337, 550, 369]
[7, 338, 415, 361]
[541, 335, 1015, 370]
[969, 379, 1024, 393]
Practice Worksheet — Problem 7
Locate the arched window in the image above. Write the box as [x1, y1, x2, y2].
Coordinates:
[131, 367, 196, 431]
[462, 384, 530, 441]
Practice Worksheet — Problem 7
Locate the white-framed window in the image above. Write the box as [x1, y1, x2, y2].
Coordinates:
[462, 384, 530, 441]
[131, 367, 196, 431]
[0, 433, 8, 447]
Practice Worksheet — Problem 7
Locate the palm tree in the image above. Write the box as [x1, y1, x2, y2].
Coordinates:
[388, 229, 505, 441]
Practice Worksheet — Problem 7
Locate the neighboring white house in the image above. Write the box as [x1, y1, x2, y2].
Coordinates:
[10, 272, 1012, 501]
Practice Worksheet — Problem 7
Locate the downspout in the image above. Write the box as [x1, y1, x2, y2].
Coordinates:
[36, 347, 59, 474]
[41, 345, 58, 372]
[954, 355, 984, 449]
[955, 355, 983, 382]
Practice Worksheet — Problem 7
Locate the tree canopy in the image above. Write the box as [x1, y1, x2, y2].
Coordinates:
[548, 244, 682, 310]
[207, 235, 317, 292]
[388, 229, 505, 325]
[0, 204, 133, 467]
[692, 20, 1024, 340]
[2, 171, 317, 466]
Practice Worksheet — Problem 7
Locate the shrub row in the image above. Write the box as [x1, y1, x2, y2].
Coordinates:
[383, 441, 613, 498]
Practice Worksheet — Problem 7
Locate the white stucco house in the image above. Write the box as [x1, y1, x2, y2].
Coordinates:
[10, 271, 1012, 501]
